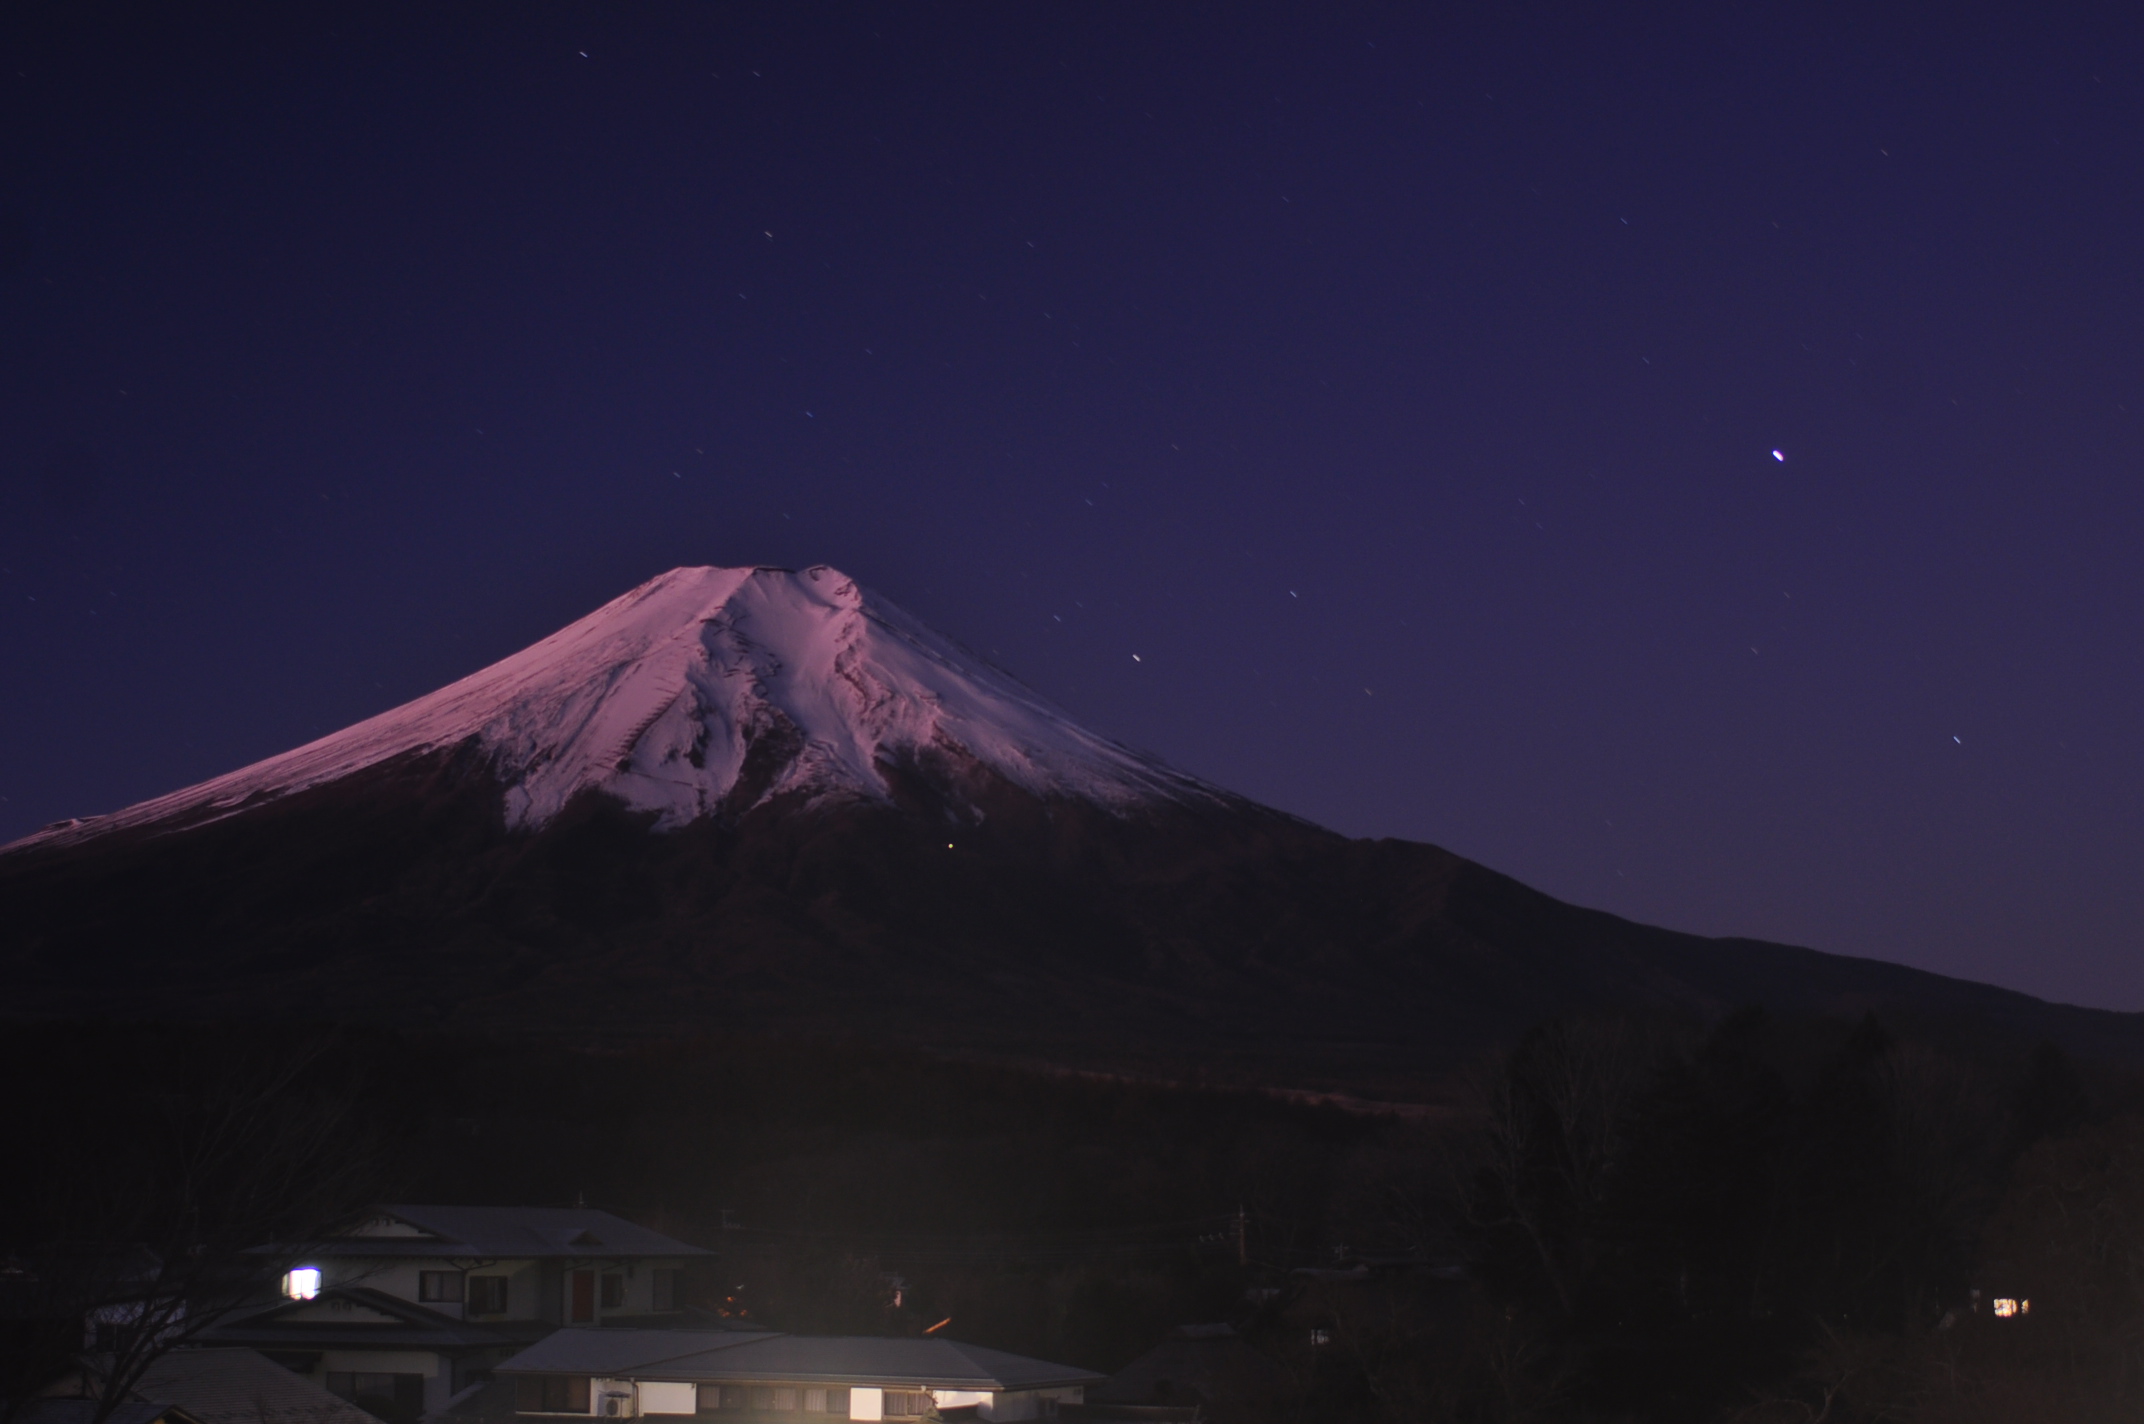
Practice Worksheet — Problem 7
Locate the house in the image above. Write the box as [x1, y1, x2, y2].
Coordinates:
[13, 1401, 204, 1424]
[198, 1207, 713, 1424]
[1090, 1326, 1286, 1424]
[128, 1349, 378, 1424]
[270, 1207, 715, 1326]
[24, 1348, 374, 1424]
[495, 1328, 1103, 1422]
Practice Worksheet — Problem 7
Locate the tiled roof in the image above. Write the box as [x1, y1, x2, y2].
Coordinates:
[295, 1207, 711, 1260]
[493, 1326, 775, 1376]
[134, 1349, 379, 1424]
[200, 1287, 516, 1351]
[17, 1402, 182, 1424]
[497, 1329, 1104, 1391]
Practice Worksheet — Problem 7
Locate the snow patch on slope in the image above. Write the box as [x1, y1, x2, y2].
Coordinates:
[9, 566, 1218, 851]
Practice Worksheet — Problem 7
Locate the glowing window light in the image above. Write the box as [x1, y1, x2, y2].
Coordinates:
[1992, 1297, 2030, 1318]
[284, 1268, 322, 1300]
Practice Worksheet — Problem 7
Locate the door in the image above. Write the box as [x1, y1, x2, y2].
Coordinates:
[570, 1268, 596, 1323]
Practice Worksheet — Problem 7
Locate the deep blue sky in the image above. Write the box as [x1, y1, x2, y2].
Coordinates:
[3, 5, 2141, 1008]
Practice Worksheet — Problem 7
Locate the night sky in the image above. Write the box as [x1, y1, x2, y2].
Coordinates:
[3, 6, 2141, 1008]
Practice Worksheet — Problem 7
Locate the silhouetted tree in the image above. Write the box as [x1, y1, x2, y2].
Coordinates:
[0, 1029, 386, 1424]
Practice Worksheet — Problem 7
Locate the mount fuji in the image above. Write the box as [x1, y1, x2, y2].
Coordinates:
[12, 564, 1225, 854]
[5, 564, 2140, 1080]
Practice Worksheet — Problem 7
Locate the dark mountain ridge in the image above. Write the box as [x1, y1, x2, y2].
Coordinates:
[4, 564, 2133, 1085]
[5, 737, 2136, 1083]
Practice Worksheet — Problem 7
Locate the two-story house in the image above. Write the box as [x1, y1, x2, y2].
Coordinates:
[197, 1207, 714, 1424]
[496, 1328, 1102, 1422]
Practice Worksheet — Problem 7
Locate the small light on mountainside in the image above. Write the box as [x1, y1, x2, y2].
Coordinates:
[1992, 1298, 2029, 1318]
[283, 1267, 322, 1300]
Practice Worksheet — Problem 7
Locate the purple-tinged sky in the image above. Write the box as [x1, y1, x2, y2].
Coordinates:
[2, 5, 2141, 1008]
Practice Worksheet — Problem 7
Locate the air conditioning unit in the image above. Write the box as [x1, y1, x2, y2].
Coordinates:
[601, 1393, 635, 1418]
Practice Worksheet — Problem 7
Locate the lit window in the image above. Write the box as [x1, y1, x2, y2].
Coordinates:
[1992, 1297, 2027, 1318]
[284, 1268, 322, 1300]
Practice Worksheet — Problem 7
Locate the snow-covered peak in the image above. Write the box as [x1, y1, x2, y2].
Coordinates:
[11, 565, 1220, 851]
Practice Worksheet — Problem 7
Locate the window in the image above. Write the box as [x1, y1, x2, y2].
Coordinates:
[569, 1270, 595, 1323]
[825, 1391, 848, 1416]
[283, 1267, 322, 1300]
[652, 1268, 679, 1312]
[516, 1377, 592, 1414]
[882, 1392, 931, 1418]
[1993, 1297, 2031, 1318]
[328, 1372, 425, 1423]
[802, 1392, 826, 1415]
[468, 1276, 510, 1315]
[600, 1274, 627, 1309]
[419, 1271, 465, 1303]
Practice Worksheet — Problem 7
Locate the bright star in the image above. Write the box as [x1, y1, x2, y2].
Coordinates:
[1772, 449, 1785, 461]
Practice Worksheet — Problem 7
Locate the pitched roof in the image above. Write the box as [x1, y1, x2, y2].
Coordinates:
[199, 1287, 516, 1351]
[15, 1401, 187, 1424]
[497, 1329, 1104, 1392]
[1092, 1326, 1288, 1407]
[493, 1327, 778, 1376]
[133, 1349, 378, 1424]
[297, 1207, 711, 1260]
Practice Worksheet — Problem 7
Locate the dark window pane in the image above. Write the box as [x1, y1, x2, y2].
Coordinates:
[419, 1271, 464, 1303]
[826, 1390, 849, 1415]
[600, 1274, 625, 1309]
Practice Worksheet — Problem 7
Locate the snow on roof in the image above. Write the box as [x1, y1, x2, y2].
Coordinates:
[498, 1329, 1105, 1391]
[9, 565, 1223, 853]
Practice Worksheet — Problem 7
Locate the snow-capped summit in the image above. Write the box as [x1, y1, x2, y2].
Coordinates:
[13, 565, 1218, 851]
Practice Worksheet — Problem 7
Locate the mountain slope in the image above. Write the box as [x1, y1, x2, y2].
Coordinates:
[4, 564, 2137, 1080]
[13, 564, 1222, 853]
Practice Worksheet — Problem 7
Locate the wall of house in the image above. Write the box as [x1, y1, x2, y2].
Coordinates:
[593, 1378, 644, 1418]
[295, 1347, 456, 1416]
[972, 1388, 1083, 1421]
[551, 1259, 682, 1323]
[637, 1383, 696, 1415]
[466, 1261, 537, 1321]
[305, 1256, 676, 1323]
[927, 1391, 991, 1415]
